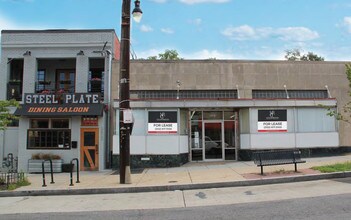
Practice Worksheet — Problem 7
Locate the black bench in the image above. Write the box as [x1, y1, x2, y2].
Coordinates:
[253, 150, 306, 175]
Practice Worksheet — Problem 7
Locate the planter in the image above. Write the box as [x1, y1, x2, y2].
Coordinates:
[28, 159, 63, 173]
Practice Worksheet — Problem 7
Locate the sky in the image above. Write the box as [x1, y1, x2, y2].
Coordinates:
[1, 0, 351, 61]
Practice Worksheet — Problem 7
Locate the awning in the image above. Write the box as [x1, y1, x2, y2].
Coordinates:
[14, 104, 104, 116]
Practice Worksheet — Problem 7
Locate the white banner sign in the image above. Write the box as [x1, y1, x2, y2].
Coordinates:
[148, 123, 178, 134]
[258, 121, 287, 132]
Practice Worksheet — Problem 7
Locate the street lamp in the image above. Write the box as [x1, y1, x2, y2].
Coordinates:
[119, 0, 143, 184]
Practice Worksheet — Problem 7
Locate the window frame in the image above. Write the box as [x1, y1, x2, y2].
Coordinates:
[27, 118, 71, 150]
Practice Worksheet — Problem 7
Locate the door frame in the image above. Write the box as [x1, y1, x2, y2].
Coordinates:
[189, 109, 240, 162]
[203, 120, 224, 161]
[80, 128, 99, 171]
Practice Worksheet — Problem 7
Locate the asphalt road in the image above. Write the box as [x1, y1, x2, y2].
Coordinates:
[1, 177, 351, 219]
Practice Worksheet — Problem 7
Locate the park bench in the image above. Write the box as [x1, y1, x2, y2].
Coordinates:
[253, 150, 306, 175]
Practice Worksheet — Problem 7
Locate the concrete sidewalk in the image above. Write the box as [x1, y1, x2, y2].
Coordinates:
[1, 154, 351, 197]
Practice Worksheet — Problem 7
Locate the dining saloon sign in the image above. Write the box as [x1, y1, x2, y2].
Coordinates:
[257, 110, 287, 132]
[14, 93, 104, 116]
[148, 111, 178, 134]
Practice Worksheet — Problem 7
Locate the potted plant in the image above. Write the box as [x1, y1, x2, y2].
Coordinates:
[28, 153, 63, 173]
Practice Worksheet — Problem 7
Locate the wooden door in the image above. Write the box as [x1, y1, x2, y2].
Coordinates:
[80, 128, 99, 171]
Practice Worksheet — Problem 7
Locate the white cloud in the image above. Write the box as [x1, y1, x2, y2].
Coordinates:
[343, 17, 351, 33]
[161, 28, 174, 34]
[0, 14, 20, 32]
[179, 0, 230, 4]
[189, 18, 202, 26]
[275, 27, 319, 41]
[222, 25, 258, 40]
[222, 25, 319, 42]
[140, 25, 153, 32]
[136, 48, 165, 59]
[183, 49, 235, 59]
[150, 0, 167, 3]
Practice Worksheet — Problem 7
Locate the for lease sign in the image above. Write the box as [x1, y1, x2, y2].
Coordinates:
[258, 110, 287, 132]
[148, 111, 177, 134]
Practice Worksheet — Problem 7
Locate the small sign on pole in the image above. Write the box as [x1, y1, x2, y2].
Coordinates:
[123, 109, 133, 124]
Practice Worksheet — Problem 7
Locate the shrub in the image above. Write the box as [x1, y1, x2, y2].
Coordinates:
[31, 153, 61, 160]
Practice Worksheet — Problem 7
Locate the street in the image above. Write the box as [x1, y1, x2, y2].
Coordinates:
[1, 177, 351, 219]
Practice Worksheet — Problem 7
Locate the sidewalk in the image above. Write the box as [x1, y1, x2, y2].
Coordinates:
[1, 154, 351, 197]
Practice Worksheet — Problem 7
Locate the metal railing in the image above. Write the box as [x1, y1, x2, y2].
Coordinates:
[69, 158, 80, 186]
[42, 159, 55, 187]
[0, 172, 25, 188]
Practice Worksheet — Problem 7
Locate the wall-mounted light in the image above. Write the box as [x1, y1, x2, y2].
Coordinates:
[236, 84, 240, 99]
[77, 50, 84, 56]
[176, 80, 181, 99]
[23, 50, 31, 56]
[325, 85, 332, 98]
[284, 85, 290, 99]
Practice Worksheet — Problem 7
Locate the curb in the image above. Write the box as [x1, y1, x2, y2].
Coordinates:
[1, 171, 351, 197]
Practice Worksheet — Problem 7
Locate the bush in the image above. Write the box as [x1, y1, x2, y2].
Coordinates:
[31, 153, 61, 160]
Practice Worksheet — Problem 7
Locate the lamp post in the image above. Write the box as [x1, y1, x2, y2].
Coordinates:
[119, 0, 142, 184]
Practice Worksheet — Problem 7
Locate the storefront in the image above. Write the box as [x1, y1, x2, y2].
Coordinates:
[0, 29, 118, 172]
[111, 60, 347, 169]
[14, 93, 105, 171]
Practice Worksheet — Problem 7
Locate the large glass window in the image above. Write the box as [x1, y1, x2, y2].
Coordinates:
[296, 108, 337, 132]
[27, 119, 71, 149]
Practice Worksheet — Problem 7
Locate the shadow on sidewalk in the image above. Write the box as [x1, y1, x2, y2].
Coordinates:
[110, 168, 144, 175]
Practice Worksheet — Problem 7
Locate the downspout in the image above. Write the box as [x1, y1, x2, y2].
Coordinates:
[105, 50, 112, 168]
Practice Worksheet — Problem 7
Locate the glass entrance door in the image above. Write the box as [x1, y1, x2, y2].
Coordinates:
[204, 122, 223, 160]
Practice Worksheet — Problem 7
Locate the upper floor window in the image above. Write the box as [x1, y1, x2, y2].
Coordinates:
[7, 59, 23, 101]
[252, 90, 328, 99]
[131, 90, 238, 99]
[88, 58, 105, 97]
[88, 69, 104, 95]
[56, 70, 75, 93]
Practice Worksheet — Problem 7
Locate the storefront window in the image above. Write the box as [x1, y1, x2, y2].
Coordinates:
[297, 108, 336, 132]
[203, 111, 222, 120]
[28, 119, 71, 149]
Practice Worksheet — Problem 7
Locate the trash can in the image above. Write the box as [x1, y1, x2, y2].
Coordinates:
[61, 163, 74, 173]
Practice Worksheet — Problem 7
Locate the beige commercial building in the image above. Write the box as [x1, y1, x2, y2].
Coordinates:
[111, 60, 350, 168]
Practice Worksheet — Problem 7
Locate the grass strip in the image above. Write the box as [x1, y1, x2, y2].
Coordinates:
[312, 161, 351, 173]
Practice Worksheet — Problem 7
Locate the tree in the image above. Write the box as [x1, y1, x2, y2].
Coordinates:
[327, 64, 351, 122]
[285, 49, 324, 61]
[147, 49, 183, 60]
[0, 99, 19, 130]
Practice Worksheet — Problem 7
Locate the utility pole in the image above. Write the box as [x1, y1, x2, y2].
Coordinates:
[119, 0, 142, 184]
